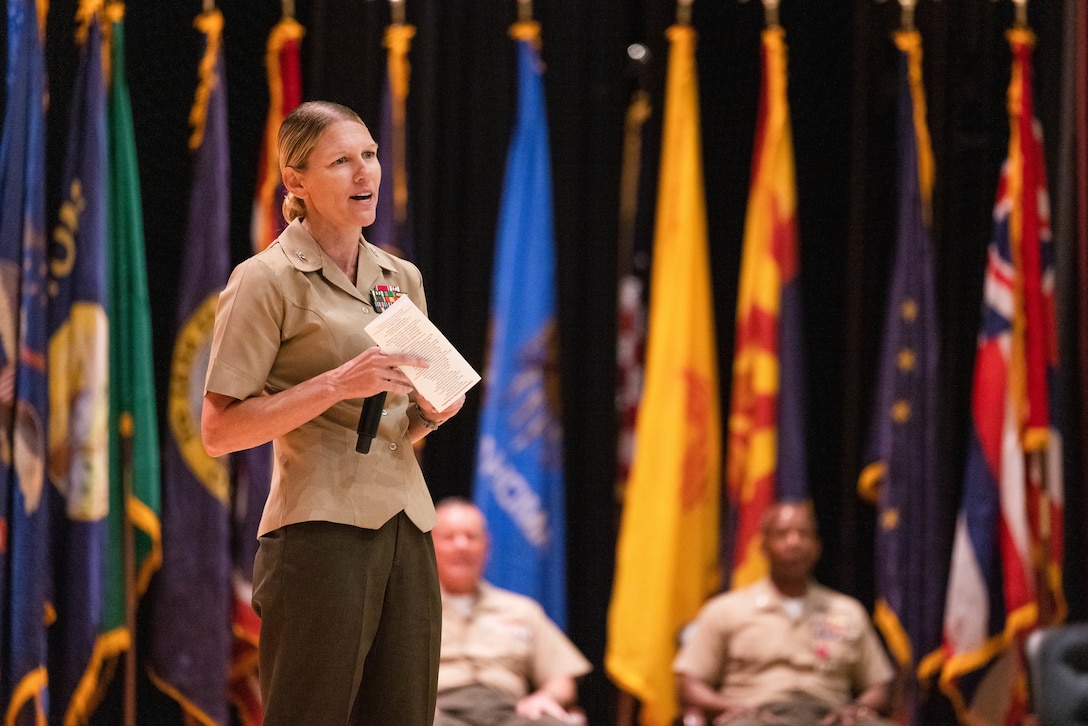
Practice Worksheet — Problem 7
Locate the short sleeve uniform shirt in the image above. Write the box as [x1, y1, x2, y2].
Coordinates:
[205, 219, 436, 536]
[438, 582, 592, 700]
[673, 578, 894, 709]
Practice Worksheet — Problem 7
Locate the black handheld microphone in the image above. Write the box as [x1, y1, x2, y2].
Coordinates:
[355, 391, 387, 454]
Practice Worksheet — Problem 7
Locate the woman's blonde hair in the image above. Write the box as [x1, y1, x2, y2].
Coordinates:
[278, 101, 366, 222]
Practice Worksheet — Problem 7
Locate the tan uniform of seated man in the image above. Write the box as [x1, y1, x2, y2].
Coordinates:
[432, 498, 592, 726]
[673, 502, 896, 726]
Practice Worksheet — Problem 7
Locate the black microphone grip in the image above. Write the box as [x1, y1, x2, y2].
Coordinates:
[355, 391, 387, 454]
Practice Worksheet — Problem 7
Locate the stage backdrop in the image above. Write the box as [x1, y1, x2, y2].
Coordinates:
[8, 0, 1083, 724]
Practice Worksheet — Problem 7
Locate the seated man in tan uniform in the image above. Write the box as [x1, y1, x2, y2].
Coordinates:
[674, 501, 895, 726]
[432, 498, 592, 726]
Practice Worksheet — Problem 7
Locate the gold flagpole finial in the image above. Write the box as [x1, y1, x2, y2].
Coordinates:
[897, 0, 916, 32]
[517, 0, 532, 23]
[761, 0, 780, 28]
[676, 0, 692, 26]
[1012, 0, 1028, 28]
[391, 0, 405, 26]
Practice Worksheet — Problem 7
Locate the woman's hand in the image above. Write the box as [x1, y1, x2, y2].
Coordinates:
[335, 347, 429, 399]
[415, 392, 466, 424]
[202, 347, 429, 456]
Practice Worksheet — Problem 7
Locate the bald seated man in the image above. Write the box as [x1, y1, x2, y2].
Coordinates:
[432, 498, 591, 726]
[674, 502, 895, 726]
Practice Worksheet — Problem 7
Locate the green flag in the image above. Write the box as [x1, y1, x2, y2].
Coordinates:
[107, 4, 162, 639]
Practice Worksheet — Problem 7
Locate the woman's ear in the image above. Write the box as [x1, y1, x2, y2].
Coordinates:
[282, 166, 304, 198]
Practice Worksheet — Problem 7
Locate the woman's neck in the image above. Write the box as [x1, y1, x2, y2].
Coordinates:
[302, 217, 359, 280]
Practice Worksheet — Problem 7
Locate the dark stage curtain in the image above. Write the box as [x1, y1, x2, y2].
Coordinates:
[7, 0, 1081, 723]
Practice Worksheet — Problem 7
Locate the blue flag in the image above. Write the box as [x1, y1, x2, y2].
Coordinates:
[0, 0, 51, 720]
[472, 23, 566, 627]
[147, 10, 233, 724]
[857, 30, 944, 726]
[45, 9, 112, 723]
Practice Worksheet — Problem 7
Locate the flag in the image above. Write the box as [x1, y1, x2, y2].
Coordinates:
[370, 20, 416, 260]
[724, 26, 808, 589]
[228, 444, 270, 726]
[614, 87, 651, 498]
[0, 0, 51, 720]
[471, 21, 566, 627]
[605, 24, 721, 726]
[147, 10, 233, 725]
[938, 28, 1065, 726]
[250, 15, 304, 253]
[44, 4, 113, 722]
[235, 13, 304, 723]
[857, 29, 944, 725]
[105, 0, 163, 700]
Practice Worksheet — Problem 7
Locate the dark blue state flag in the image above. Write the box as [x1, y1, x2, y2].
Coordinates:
[147, 10, 234, 725]
[44, 8, 113, 723]
[471, 22, 567, 627]
[0, 0, 51, 720]
[857, 30, 944, 726]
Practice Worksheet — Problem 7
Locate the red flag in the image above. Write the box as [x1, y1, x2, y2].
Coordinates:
[938, 28, 1065, 726]
[250, 16, 303, 253]
[725, 26, 808, 589]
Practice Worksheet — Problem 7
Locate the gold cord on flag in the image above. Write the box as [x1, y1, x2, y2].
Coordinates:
[509, 19, 541, 46]
[384, 19, 416, 226]
[101, 1, 126, 86]
[75, 0, 104, 44]
[895, 28, 934, 225]
[188, 9, 224, 151]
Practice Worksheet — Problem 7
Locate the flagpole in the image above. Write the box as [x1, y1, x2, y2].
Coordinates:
[897, 0, 916, 33]
[612, 36, 652, 726]
[761, 0, 779, 28]
[1013, 0, 1028, 29]
[121, 411, 137, 726]
[518, 0, 532, 23]
[676, 0, 691, 27]
[616, 48, 650, 284]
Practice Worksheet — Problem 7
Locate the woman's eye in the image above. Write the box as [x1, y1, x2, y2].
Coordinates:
[363, 150, 376, 160]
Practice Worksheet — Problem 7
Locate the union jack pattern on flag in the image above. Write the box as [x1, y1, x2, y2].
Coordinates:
[938, 27, 1065, 726]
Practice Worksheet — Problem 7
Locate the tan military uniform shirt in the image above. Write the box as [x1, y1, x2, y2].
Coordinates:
[438, 582, 592, 700]
[205, 219, 437, 536]
[673, 578, 894, 709]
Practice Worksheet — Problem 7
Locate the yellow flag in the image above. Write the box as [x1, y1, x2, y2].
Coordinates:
[606, 24, 721, 726]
